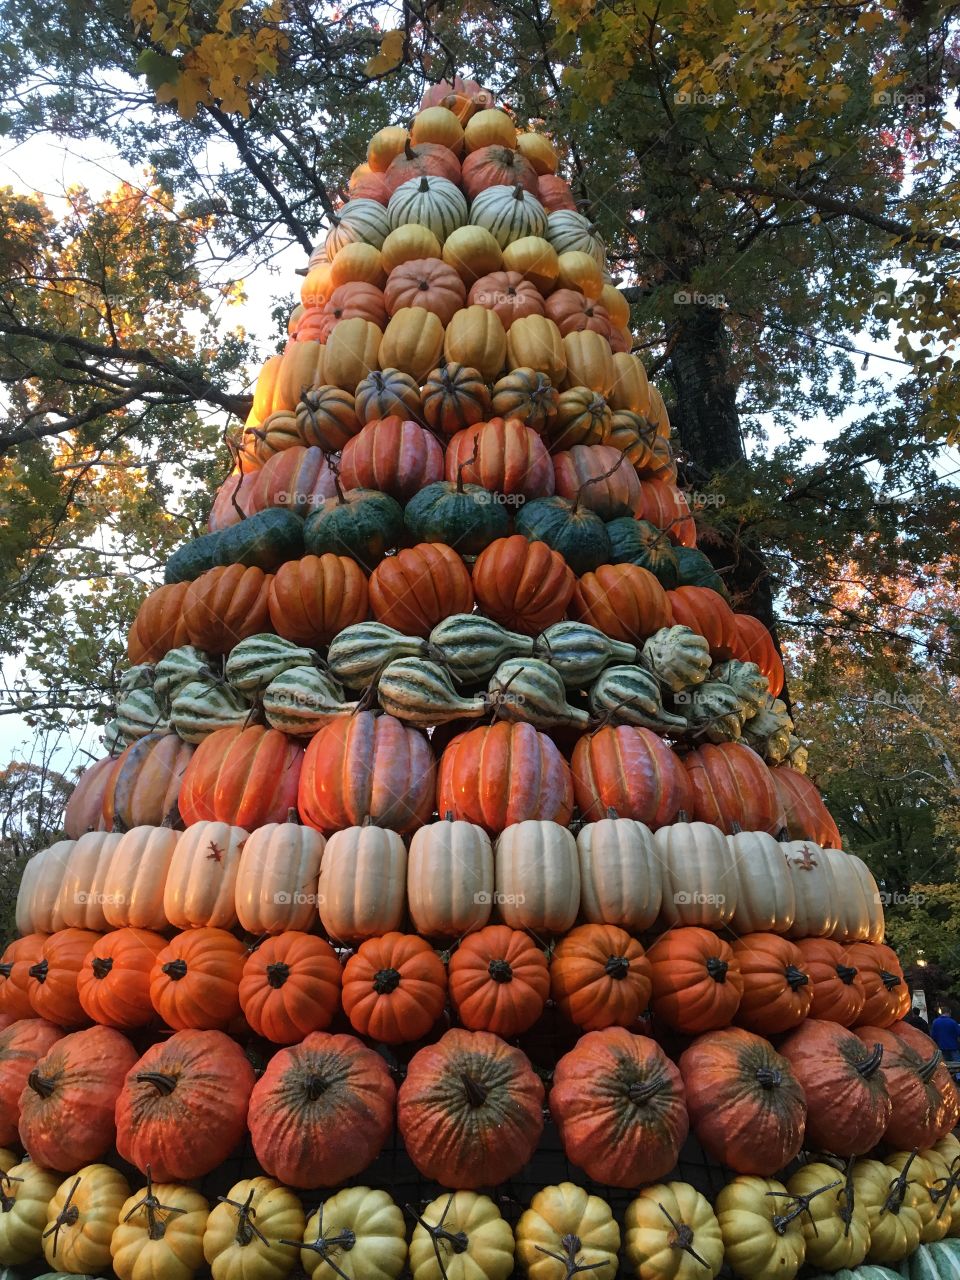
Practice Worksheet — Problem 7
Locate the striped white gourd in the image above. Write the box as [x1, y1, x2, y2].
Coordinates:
[153, 645, 219, 705]
[170, 680, 253, 743]
[488, 657, 590, 729]
[116, 687, 169, 743]
[469, 183, 547, 247]
[326, 621, 424, 688]
[118, 664, 155, 694]
[388, 175, 468, 243]
[377, 657, 486, 727]
[546, 210, 605, 265]
[589, 665, 687, 730]
[262, 666, 354, 735]
[325, 198, 392, 256]
[428, 614, 533, 682]
[534, 621, 637, 686]
[224, 633, 320, 695]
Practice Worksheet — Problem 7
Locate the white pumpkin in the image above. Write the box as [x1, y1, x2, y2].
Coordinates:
[823, 848, 879, 944]
[324, 198, 392, 256]
[407, 817, 494, 940]
[576, 815, 661, 931]
[494, 820, 579, 934]
[55, 831, 124, 931]
[470, 183, 548, 247]
[849, 852, 885, 943]
[653, 820, 738, 928]
[103, 825, 180, 931]
[163, 821, 249, 930]
[317, 825, 407, 943]
[388, 175, 467, 243]
[235, 822, 326, 935]
[783, 839, 839, 938]
[15, 839, 75, 934]
[727, 828, 797, 935]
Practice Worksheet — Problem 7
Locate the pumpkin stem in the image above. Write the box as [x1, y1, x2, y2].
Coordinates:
[460, 1072, 489, 1107]
[919, 1048, 943, 1081]
[605, 806, 620, 819]
[42, 1175, 82, 1256]
[534, 1233, 610, 1277]
[137, 1071, 178, 1096]
[123, 1167, 186, 1242]
[837, 1157, 857, 1235]
[836, 963, 858, 984]
[373, 966, 402, 994]
[266, 961, 291, 989]
[676, 809, 690, 823]
[755, 1066, 783, 1089]
[162, 958, 189, 981]
[418, 175, 431, 192]
[604, 954, 630, 980]
[729, 820, 743, 833]
[457, 437, 479, 494]
[656, 1202, 711, 1269]
[488, 958, 514, 983]
[287, 1203, 356, 1280]
[784, 964, 809, 991]
[572, 451, 626, 515]
[27, 1067, 56, 1099]
[627, 1073, 666, 1104]
[404, 1193, 470, 1280]
[91, 955, 113, 979]
[328, 454, 348, 505]
[883, 1150, 918, 1214]
[404, 138, 416, 160]
[0, 962, 11, 979]
[705, 956, 728, 983]
[767, 1180, 841, 1235]
[28, 958, 48, 983]
[880, 968, 902, 990]
[228, 463, 248, 522]
[0, 1169, 23, 1214]
[512, 182, 524, 201]
[856, 1042, 884, 1078]
[219, 1187, 269, 1248]
[305, 1074, 330, 1101]
[930, 1155, 960, 1219]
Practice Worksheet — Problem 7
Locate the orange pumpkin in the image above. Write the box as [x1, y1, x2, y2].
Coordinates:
[570, 563, 673, 644]
[420, 76, 495, 122]
[100, 732, 194, 832]
[345, 171, 389, 204]
[730, 933, 813, 1035]
[636, 479, 697, 547]
[437, 722, 574, 832]
[683, 742, 786, 835]
[63, 755, 114, 837]
[771, 766, 843, 848]
[445, 417, 554, 498]
[421, 363, 492, 436]
[369, 541, 474, 637]
[854, 1022, 954, 1148]
[77, 928, 168, 1029]
[267, 553, 368, 647]
[341, 932, 447, 1044]
[471, 534, 574, 634]
[239, 932, 342, 1045]
[0, 1016, 63, 1145]
[468, 269, 545, 329]
[340, 415, 444, 503]
[127, 581, 191, 664]
[795, 937, 866, 1026]
[572, 725, 690, 827]
[0, 935, 46, 1021]
[299, 711, 436, 833]
[28, 928, 102, 1027]
[846, 942, 911, 1028]
[295, 385, 362, 451]
[178, 725, 304, 829]
[647, 927, 744, 1034]
[731, 613, 786, 696]
[448, 925, 549, 1036]
[550, 924, 652, 1031]
[461, 145, 539, 199]
[667, 586, 738, 660]
[538, 173, 577, 211]
[182, 564, 273, 654]
[149, 928, 247, 1031]
[545, 288, 614, 338]
[383, 139, 461, 196]
[384, 257, 466, 325]
[553, 444, 641, 518]
[303, 282, 387, 342]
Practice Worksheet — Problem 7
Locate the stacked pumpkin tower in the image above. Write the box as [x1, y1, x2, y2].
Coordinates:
[1, 77, 959, 1280]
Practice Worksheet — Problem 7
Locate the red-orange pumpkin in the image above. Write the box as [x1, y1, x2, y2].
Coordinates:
[471, 534, 574, 634]
[246, 445, 337, 517]
[127, 581, 191, 664]
[553, 444, 642, 519]
[398, 1028, 544, 1187]
[730, 933, 813, 1035]
[340, 416, 444, 503]
[100, 732, 194, 832]
[550, 1027, 688, 1186]
[149, 928, 247, 1031]
[893, 1019, 960, 1134]
[538, 173, 577, 211]
[27, 928, 101, 1027]
[18, 1024, 139, 1170]
[794, 937, 866, 1027]
[682, 742, 786, 835]
[178, 725, 304, 829]
[369, 541, 474, 637]
[341, 933, 447, 1044]
[854, 1022, 954, 1147]
[467, 270, 545, 329]
[731, 613, 785, 696]
[772, 766, 843, 848]
[0, 1017, 64, 1145]
[77, 928, 168, 1029]
[116, 1028, 255, 1180]
[182, 564, 273, 654]
[570, 563, 673, 643]
[421, 76, 495, 122]
[299, 711, 435, 833]
[300, 282, 387, 342]
[845, 942, 911, 1028]
[207, 466, 257, 531]
[383, 139, 461, 196]
[0, 935, 46, 1021]
[679, 1027, 807, 1175]
[572, 726, 690, 827]
[384, 258, 466, 325]
[550, 924, 652, 1031]
[647, 927, 744, 1034]
[636, 479, 697, 547]
[667, 586, 738, 660]
[239, 933, 342, 1045]
[445, 418, 555, 498]
[545, 289, 614, 338]
[247, 1031, 395, 1187]
[461, 146, 538, 199]
[63, 755, 113, 836]
[448, 926, 549, 1036]
[348, 171, 390, 204]
[437, 722, 574, 833]
[267, 553, 369, 647]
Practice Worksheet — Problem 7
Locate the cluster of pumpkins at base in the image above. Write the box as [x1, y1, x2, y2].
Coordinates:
[1, 76, 958, 1280]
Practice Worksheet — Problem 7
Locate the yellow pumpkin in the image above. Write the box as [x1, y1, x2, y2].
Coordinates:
[379, 307, 445, 382]
[44, 1163, 131, 1274]
[300, 1186, 406, 1280]
[368, 125, 408, 173]
[203, 1177, 305, 1280]
[330, 243, 387, 289]
[785, 1161, 870, 1272]
[624, 1181, 723, 1280]
[924, 1146, 960, 1237]
[610, 351, 650, 414]
[562, 330, 615, 395]
[301, 263, 334, 308]
[715, 1176, 807, 1280]
[411, 106, 465, 154]
[247, 353, 284, 429]
[464, 108, 517, 152]
[410, 1191, 514, 1280]
[555, 249, 603, 299]
[649, 384, 672, 438]
[503, 236, 559, 293]
[273, 340, 327, 413]
[382, 224, 443, 272]
[0, 1160, 62, 1265]
[506, 314, 567, 386]
[517, 133, 558, 176]
[111, 1175, 210, 1280]
[888, 1149, 950, 1244]
[853, 1157, 924, 1265]
[516, 1182, 619, 1280]
[324, 318, 383, 392]
[443, 225, 503, 284]
[443, 305, 507, 381]
[601, 281, 630, 329]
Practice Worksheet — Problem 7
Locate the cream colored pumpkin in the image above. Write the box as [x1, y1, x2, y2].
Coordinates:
[576, 815, 661, 931]
[317, 825, 407, 943]
[624, 1181, 723, 1280]
[494, 820, 579, 934]
[15, 839, 75, 935]
[783, 839, 839, 938]
[55, 831, 123, 931]
[204, 1177, 305, 1280]
[727, 828, 796, 935]
[407, 817, 494, 940]
[516, 1182, 620, 1280]
[0, 1158, 61, 1265]
[654, 820, 738, 928]
[44, 1163, 131, 1274]
[103, 825, 180, 931]
[301, 1186, 406, 1280]
[410, 1191, 514, 1280]
[163, 821, 250, 930]
[235, 822, 326, 935]
[824, 850, 884, 943]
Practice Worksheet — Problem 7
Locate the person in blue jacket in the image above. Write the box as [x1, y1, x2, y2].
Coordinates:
[930, 1004, 960, 1058]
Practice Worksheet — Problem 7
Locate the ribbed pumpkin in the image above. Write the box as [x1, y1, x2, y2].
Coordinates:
[0, 935, 46, 1021]
[411, 104, 466, 152]
[341, 933, 447, 1044]
[266, 553, 368, 648]
[468, 269, 544, 329]
[576, 813, 662, 931]
[354, 367, 422, 423]
[472, 535, 574, 634]
[772, 766, 843, 847]
[180, 564, 273, 654]
[398, 1029, 544, 1187]
[443, 305, 507, 380]
[0, 1156, 61, 1265]
[683, 742, 786, 835]
[330, 240, 387, 286]
[845, 942, 911, 1027]
[409, 1190, 512, 1280]
[732, 613, 786, 696]
[624, 1181, 723, 1280]
[553, 444, 641, 518]
[149, 928, 246, 1031]
[163, 820, 248, 931]
[28, 928, 102, 1027]
[77, 928, 167, 1029]
[15, 840, 75, 935]
[546, 386, 612, 451]
[340, 415, 443, 503]
[572, 725, 690, 826]
[323, 317, 383, 391]
[367, 125, 409, 173]
[407, 816, 494, 940]
[384, 144, 461, 197]
[505, 313, 567, 385]
[247, 1032, 395, 1188]
[462, 146, 538, 199]
[421, 362, 492, 435]
[550, 924, 652, 1032]
[202, 1176, 305, 1280]
[636, 479, 697, 547]
[794, 937, 866, 1026]
[437, 722, 574, 832]
[64, 754, 114, 836]
[442, 223, 503, 282]
[246, 445, 336, 518]
[550, 1028, 688, 1187]
[546, 289, 614, 337]
[490, 366, 559, 432]
[571, 563, 673, 644]
[731, 933, 813, 1035]
[853, 1023, 952, 1148]
[234, 820, 326, 935]
[100, 732, 194, 831]
[178, 725, 304, 829]
[446, 417, 554, 498]
[295, 385, 361, 451]
[317, 824, 408, 942]
[516, 1183, 620, 1280]
[43, 1162, 131, 1275]
[0, 1019, 64, 1146]
[298, 711, 435, 833]
[323, 199, 391, 255]
[110, 1176, 209, 1280]
[388, 175, 467, 243]
[307, 282, 387, 341]
[680, 1027, 806, 1175]
[127, 580, 191, 664]
[369, 541, 474, 637]
[494, 820, 580, 934]
[666, 586, 738, 660]
[384, 257, 465, 325]
[647, 927, 744, 1034]
[239, 933, 341, 1044]
[116, 1029, 255, 1180]
[448, 926, 549, 1036]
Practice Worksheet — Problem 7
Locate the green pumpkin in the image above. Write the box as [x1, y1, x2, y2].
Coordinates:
[404, 478, 509, 556]
[118, 663, 155, 694]
[589, 665, 687, 730]
[676, 679, 746, 742]
[515, 495, 612, 576]
[303, 486, 403, 569]
[377, 657, 487, 727]
[488, 657, 590, 729]
[326, 622, 425, 688]
[899, 1240, 960, 1280]
[428, 614, 533, 683]
[606, 516, 680, 588]
[224, 633, 320, 695]
[170, 679, 253, 742]
[534, 620, 637, 686]
[216, 506, 304, 572]
[674, 545, 727, 594]
[116, 687, 169, 743]
[710, 659, 769, 718]
[164, 527, 225, 583]
[153, 645, 220, 706]
[262, 665, 354, 734]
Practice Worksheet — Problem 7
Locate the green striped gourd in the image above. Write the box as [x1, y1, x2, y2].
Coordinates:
[326, 198, 392, 251]
[545, 210, 605, 265]
[899, 1240, 960, 1280]
[677, 680, 745, 743]
[262, 666, 354, 735]
[377, 657, 486, 727]
[164, 527, 225, 583]
[388, 175, 467, 242]
[103, 719, 124, 756]
[806, 1270, 905, 1280]
[224, 633, 320, 695]
[589, 665, 687, 730]
[117, 687, 169, 743]
[534, 621, 637, 686]
[428, 614, 533, 682]
[787, 735, 809, 773]
[743, 694, 795, 762]
[118, 664, 154, 694]
[170, 680, 253, 742]
[153, 645, 220, 705]
[710, 659, 769, 718]
[326, 622, 425, 688]
[214, 507, 304, 573]
[469, 183, 547, 247]
[639, 625, 711, 692]
[488, 658, 590, 729]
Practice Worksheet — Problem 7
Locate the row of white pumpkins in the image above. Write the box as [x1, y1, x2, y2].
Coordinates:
[17, 816, 884, 946]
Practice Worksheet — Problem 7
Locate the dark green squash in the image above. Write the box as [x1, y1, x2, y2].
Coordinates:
[216, 506, 304, 572]
[515, 496, 612, 576]
[403, 448, 509, 555]
[164, 528, 225, 583]
[303, 483, 403, 569]
[674, 545, 727, 595]
[606, 516, 680, 588]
